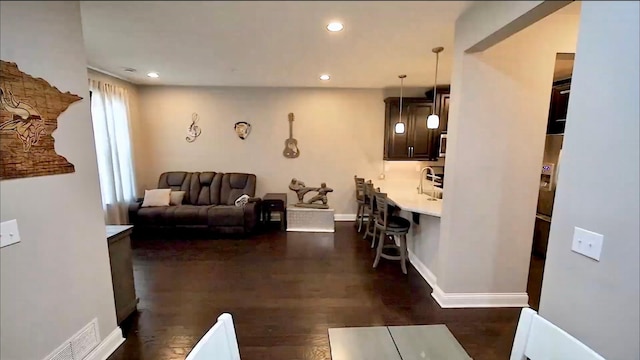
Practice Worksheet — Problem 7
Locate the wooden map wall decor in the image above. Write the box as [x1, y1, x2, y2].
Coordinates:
[0, 60, 82, 180]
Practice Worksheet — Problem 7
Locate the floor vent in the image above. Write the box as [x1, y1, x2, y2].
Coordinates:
[44, 318, 100, 360]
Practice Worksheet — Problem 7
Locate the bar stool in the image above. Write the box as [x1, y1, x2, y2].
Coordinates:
[354, 175, 366, 232]
[362, 182, 379, 243]
[372, 192, 411, 274]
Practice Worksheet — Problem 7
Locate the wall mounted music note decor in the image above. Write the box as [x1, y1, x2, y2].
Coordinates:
[186, 112, 201, 143]
[282, 112, 299, 158]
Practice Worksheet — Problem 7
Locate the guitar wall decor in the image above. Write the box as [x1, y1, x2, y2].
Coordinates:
[282, 112, 300, 158]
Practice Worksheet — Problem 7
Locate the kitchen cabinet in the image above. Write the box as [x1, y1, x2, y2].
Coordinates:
[547, 78, 571, 134]
[383, 86, 450, 161]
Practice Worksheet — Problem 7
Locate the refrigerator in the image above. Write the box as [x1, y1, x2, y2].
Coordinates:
[532, 134, 563, 258]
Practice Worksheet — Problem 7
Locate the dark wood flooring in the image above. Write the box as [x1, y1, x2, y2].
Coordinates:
[108, 223, 526, 360]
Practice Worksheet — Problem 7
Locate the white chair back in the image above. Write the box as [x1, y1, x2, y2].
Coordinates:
[510, 308, 605, 360]
[186, 313, 241, 360]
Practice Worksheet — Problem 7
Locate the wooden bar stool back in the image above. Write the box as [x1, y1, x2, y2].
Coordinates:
[354, 175, 366, 232]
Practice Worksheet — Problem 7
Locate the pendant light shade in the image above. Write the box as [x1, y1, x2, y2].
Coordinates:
[426, 47, 444, 130]
[394, 74, 407, 134]
[427, 114, 439, 129]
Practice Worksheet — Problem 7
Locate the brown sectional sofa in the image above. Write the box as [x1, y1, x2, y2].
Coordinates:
[129, 171, 261, 234]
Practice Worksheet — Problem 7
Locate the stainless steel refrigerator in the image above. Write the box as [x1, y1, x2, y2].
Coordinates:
[532, 134, 563, 258]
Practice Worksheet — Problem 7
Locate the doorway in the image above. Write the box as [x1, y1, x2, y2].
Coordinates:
[527, 53, 575, 310]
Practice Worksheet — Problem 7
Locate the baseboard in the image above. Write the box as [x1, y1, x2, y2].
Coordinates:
[267, 214, 356, 222]
[85, 327, 125, 360]
[407, 250, 438, 289]
[431, 286, 530, 308]
[334, 214, 357, 221]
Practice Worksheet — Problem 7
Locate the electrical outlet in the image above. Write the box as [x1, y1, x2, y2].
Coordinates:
[1, 219, 21, 248]
[571, 227, 603, 261]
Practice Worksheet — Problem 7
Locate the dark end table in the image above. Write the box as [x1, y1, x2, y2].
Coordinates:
[262, 193, 287, 230]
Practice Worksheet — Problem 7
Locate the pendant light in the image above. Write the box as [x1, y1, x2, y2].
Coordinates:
[427, 47, 444, 129]
[394, 74, 407, 134]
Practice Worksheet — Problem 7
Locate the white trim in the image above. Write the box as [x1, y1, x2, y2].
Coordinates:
[334, 214, 357, 221]
[287, 228, 335, 233]
[407, 250, 438, 289]
[84, 327, 125, 360]
[87, 65, 136, 83]
[431, 286, 530, 308]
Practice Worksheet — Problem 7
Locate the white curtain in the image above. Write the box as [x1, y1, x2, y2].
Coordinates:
[89, 80, 137, 225]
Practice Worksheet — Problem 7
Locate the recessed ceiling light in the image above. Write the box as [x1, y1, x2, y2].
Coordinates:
[326, 22, 344, 32]
[147, 72, 159, 78]
[319, 74, 331, 81]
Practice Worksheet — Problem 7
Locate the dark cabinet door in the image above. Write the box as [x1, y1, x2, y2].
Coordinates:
[431, 93, 450, 158]
[408, 102, 435, 159]
[547, 80, 571, 134]
[384, 100, 411, 159]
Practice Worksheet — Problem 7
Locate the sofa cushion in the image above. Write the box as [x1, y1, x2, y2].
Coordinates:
[158, 172, 192, 203]
[172, 205, 212, 225]
[220, 173, 256, 205]
[208, 206, 245, 227]
[137, 206, 171, 225]
[189, 172, 224, 206]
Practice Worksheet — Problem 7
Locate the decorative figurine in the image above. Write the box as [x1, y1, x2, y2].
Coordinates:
[288, 178, 333, 209]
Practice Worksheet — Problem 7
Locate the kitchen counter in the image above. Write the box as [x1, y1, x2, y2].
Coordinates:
[377, 182, 443, 217]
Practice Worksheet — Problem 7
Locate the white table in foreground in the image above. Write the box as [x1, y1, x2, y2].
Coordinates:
[286, 206, 335, 233]
[329, 325, 471, 360]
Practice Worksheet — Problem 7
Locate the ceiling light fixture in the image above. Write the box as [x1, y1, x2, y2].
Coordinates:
[327, 22, 344, 32]
[427, 47, 444, 130]
[147, 72, 159, 78]
[394, 74, 407, 134]
[319, 74, 331, 81]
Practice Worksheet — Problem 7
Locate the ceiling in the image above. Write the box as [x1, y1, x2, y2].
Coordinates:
[80, 1, 472, 88]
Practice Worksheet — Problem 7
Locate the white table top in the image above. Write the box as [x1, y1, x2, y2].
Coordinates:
[376, 182, 443, 218]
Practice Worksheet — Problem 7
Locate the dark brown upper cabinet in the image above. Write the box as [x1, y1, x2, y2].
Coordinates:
[547, 78, 571, 134]
[383, 86, 450, 161]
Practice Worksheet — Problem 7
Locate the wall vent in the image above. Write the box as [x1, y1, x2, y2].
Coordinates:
[44, 318, 100, 360]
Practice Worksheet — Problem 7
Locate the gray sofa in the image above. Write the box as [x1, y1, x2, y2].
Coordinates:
[129, 171, 261, 234]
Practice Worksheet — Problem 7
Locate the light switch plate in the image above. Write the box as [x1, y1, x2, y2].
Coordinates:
[0, 219, 21, 248]
[571, 226, 603, 261]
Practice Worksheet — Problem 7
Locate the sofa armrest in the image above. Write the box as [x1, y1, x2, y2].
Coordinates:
[243, 199, 261, 233]
[128, 200, 143, 224]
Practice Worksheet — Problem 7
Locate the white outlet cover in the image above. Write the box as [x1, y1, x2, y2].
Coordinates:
[0, 219, 21, 248]
[571, 226, 604, 261]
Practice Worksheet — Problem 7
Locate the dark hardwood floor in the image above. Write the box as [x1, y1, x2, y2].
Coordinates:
[108, 222, 523, 360]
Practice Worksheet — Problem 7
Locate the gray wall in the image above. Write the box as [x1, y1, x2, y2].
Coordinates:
[0, 2, 118, 359]
[539, 2, 640, 359]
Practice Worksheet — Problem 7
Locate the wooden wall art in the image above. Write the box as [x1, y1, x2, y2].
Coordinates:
[0, 60, 82, 180]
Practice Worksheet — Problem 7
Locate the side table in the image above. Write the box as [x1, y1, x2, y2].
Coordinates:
[262, 193, 287, 230]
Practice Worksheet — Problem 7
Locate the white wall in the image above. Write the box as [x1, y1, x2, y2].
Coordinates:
[438, 3, 580, 294]
[135, 86, 438, 215]
[539, 2, 639, 359]
[0, 2, 118, 359]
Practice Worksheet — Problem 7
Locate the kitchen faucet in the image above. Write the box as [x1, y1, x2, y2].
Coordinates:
[418, 167, 438, 201]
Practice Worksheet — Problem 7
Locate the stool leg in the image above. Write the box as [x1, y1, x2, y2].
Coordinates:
[357, 204, 364, 232]
[373, 230, 385, 268]
[370, 225, 377, 248]
[400, 234, 408, 274]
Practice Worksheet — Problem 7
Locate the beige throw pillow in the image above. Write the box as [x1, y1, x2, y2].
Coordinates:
[141, 189, 171, 207]
[170, 191, 186, 206]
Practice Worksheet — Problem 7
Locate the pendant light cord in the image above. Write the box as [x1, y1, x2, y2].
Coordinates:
[399, 76, 404, 124]
[432, 51, 439, 115]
